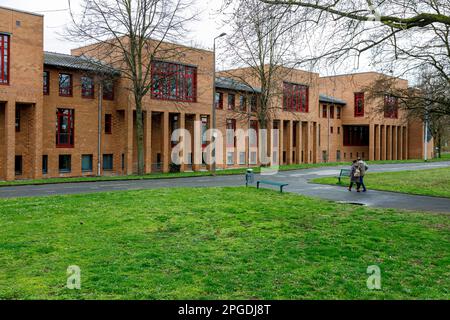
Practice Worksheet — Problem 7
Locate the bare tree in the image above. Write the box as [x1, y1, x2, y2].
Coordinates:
[66, 0, 197, 175]
[220, 0, 312, 130]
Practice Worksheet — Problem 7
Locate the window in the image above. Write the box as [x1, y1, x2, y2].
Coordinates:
[56, 108, 75, 147]
[330, 105, 334, 119]
[42, 155, 48, 174]
[337, 150, 341, 161]
[250, 95, 257, 112]
[82, 155, 93, 172]
[105, 114, 112, 134]
[0, 34, 10, 85]
[354, 92, 364, 117]
[121, 153, 125, 170]
[226, 119, 236, 147]
[228, 93, 235, 110]
[384, 95, 399, 118]
[103, 154, 113, 171]
[81, 76, 95, 98]
[59, 155, 71, 173]
[239, 152, 246, 165]
[227, 152, 234, 165]
[330, 126, 334, 134]
[322, 105, 327, 118]
[15, 155, 22, 176]
[151, 61, 197, 102]
[215, 92, 223, 109]
[283, 82, 309, 112]
[343, 126, 369, 146]
[59, 73, 73, 96]
[103, 80, 114, 100]
[15, 108, 20, 132]
[201, 116, 208, 148]
[43, 71, 50, 95]
[337, 107, 341, 119]
[338, 127, 341, 135]
[239, 95, 247, 111]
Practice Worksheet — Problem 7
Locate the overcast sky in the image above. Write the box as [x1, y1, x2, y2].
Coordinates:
[1, 0, 373, 76]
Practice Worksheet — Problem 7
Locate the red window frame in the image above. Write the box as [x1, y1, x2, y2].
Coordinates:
[103, 80, 114, 100]
[0, 34, 10, 85]
[43, 71, 50, 95]
[226, 119, 236, 147]
[59, 73, 73, 97]
[81, 76, 95, 99]
[322, 105, 327, 118]
[228, 93, 235, 110]
[56, 108, 75, 148]
[354, 92, 364, 117]
[151, 61, 197, 102]
[283, 82, 309, 113]
[105, 114, 112, 134]
[384, 95, 399, 118]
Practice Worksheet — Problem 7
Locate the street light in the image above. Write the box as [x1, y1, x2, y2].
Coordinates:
[211, 32, 227, 175]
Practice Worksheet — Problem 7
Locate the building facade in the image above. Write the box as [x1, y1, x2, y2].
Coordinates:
[0, 6, 432, 181]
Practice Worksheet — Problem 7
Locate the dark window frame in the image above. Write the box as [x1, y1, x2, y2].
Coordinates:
[226, 118, 237, 147]
[103, 154, 114, 171]
[42, 155, 48, 174]
[103, 80, 114, 101]
[330, 105, 335, 119]
[15, 155, 22, 176]
[15, 107, 20, 132]
[59, 154, 72, 173]
[239, 95, 247, 111]
[215, 92, 224, 109]
[56, 108, 75, 148]
[322, 105, 327, 118]
[228, 93, 235, 110]
[59, 73, 73, 97]
[343, 126, 369, 147]
[81, 154, 93, 172]
[105, 114, 112, 134]
[0, 34, 10, 85]
[81, 76, 95, 99]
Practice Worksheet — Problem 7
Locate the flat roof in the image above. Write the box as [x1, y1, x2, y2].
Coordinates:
[0, 5, 44, 17]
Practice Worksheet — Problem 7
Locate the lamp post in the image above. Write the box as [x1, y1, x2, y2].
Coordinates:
[211, 32, 227, 175]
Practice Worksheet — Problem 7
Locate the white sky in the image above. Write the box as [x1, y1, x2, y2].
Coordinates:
[1, 0, 374, 76]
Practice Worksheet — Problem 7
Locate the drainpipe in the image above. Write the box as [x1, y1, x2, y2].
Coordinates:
[97, 82, 103, 176]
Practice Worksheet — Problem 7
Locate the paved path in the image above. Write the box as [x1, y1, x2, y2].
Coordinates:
[1, 162, 450, 213]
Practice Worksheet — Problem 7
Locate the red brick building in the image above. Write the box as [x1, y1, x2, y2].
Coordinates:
[0, 6, 432, 181]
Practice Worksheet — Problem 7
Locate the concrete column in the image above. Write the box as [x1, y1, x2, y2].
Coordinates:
[369, 124, 375, 161]
[179, 113, 186, 172]
[5, 100, 16, 181]
[193, 114, 202, 171]
[278, 120, 284, 165]
[32, 102, 43, 179]
[162, 111, 170, 173]
[287, 120, 293, 165]
[126, 108, 134, 175]
[145, 111, 152, 174]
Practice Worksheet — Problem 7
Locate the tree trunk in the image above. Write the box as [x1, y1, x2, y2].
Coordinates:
[135, 97, 145, 176]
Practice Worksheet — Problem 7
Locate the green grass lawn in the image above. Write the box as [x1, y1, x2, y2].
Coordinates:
[0, 187, 448, 300]
[312, 167, 450, 199]
[1, 156, 449, 187]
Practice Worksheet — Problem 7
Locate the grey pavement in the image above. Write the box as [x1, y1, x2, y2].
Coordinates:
[1, 161, 450, 213]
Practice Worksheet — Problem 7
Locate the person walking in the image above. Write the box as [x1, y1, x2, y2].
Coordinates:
[357, 157, 368, 192]
[348, 160, 361, 192]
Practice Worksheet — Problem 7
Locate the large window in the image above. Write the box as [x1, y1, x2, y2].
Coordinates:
[59, 73, 73, 96]
[283, 82, 309, 112]
[0, 34, 9, 85]
[343, 126, 369, 146]
[81, 76, 94, 98]
[56, 108, 75, 147]
[59, 155, 72, 173]
[103, 80, 114, 100]
[384, 95, 399, 118]
[354, 92, 364, 117]
[43, 71, 50, 95]
[151, 61, 197, 102]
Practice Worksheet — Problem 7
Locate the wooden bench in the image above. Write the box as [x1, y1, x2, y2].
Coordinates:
[337, 169, 351, 183]
[257, 180, 289, 193]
